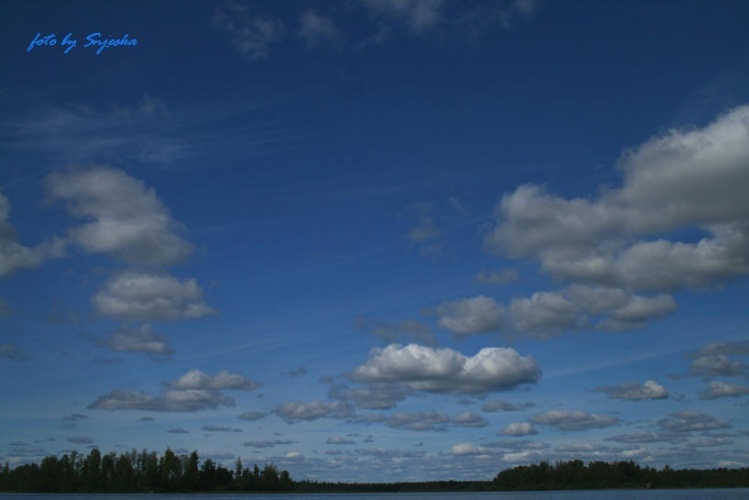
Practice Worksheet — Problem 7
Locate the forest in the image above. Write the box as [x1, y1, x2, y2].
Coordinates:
[2, 448, 748, 493]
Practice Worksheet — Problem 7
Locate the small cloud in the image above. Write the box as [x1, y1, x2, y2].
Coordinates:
[274, 400, 354, 422]
[500, 422, 537, 437]
[452, 412, 488, 428]
[96, 324, 173, 357]
[326, 435, 356, 445]
[529, 410, 619, 431]
[386, 411, 451, 432]
[657, 410, 731, 432]
[0, 344, 25, 361]
[63, 414, 87, 421]
[238, 411, 266, 421]
[166, 428, 189, 434]
[201, 425, 242, 433]
[67, 436, 95, 444]
[594, 380, 669, 401]
[699, 381, 749, 400]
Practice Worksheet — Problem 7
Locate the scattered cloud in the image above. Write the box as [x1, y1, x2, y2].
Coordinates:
[351, 343, 541, 394]
[327, 435, 356, 445]
[88, 369, 258, 412]
[500, 422, 537, 436]
[362, 0, 446, 35]
[298, 10, 343, 48]
[699, 381, 749, 400]
[386, 411, 451, 431]
[213, 1, 286, 61]
[238, 411, 266, 422]
[329, 381, 408, 410]
[483, 106, 749, 295]
[201, 425, 242, 433]
[46, 166, 192, 266]
[166, 428, 189, 434]
[530, 410, 619, 431]
[482, 400, 530, 412]
[172, 369, 261, 391]
[657, 410, 732, 432]
[605, 431, 686, 444]
[594, 380, 669, 401]
[451, 442, 490, 456]
[452, 412, 488, 428]
[92, 271, 215, 322]
[435, 296, 504, 335]
[63, 414, 87, 421]
[96, 324, 173, 356]
[244, 438, 295, 448]
[275, 400, 354, 422]
[691, 354, 744, 377]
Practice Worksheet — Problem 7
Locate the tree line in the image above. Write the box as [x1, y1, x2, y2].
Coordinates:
[0, 447, 293, 493]
[493, 459, 749, 490]
[3, 451, 749, 492]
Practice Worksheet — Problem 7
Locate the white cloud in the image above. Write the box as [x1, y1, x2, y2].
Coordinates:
[88, 369, 258, 412]
[452, 412, 488, 428]
[202, 425, 242, 433]
[92, 271, 215, 322]
[501, 422, 537, 436]
[172, 369, 260, 391]
[594, 380, 669, 401]
[275, 401, 354, 422]
[529, 410, 619, 431]
[386, 411, 451, 431]
[212, 1, 286, 61]
[699, 380, 749, 400]
[691, 354, 744, 376]
[482, 400, 526, 412]
[88, 388, 234, 412]
[657, 410, 732, 432]
[238, 411, 266, 421]
[351, 343, 541, 394]
[298, 10, 343, 48]
[483, 105, 749, 294]
[327, 435, 356, 445]
[329, 381, 407, 410]
[451, 443, 490, 456]
[46, 166, 192, 266]
[436, 296, 504, 334]
[98, 324, 173, 356]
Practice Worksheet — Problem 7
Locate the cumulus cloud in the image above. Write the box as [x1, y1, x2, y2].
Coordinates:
[482, 400, 528, 412]
[201, 425, 242, 433]
[529, 410, 619, 431]
[88, 388, 234, 412]
[213, 1, 286, 61]
[594, 380, 669, 401]
[46, 166, 192, 266]
[92, 271, 215, 322]
[351, 343, 541, 394]
[97, 324, 172, 356]
[605, 431, 686, 444]
[483, 106, 749, 294]
[327, 435, 356, 445]
[691, 354, 744, 376]
[699, 381, 749, 400]
[436, 286, 676, 338]
[435, 296, 504, 334]
[275, 401, 354, 422]
[172, 369, 261, 391]
[452, 412, 488, 428]
[500, 422, 537, 436]
[657, 410, 732, 432]
[386, 411, 451, 431]
[88, 369, 258, 412]
[298, 10, 343, 48]
[238, 411, 266, 421]
[451, 443, 490, 456]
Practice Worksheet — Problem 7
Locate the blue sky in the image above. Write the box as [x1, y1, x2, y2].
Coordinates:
[1, 0, 749, 482]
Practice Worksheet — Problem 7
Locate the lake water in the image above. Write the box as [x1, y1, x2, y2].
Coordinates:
[3, 490, 749, 499]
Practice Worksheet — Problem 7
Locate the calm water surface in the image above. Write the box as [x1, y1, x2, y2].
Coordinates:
[3, 490, 749, 499]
